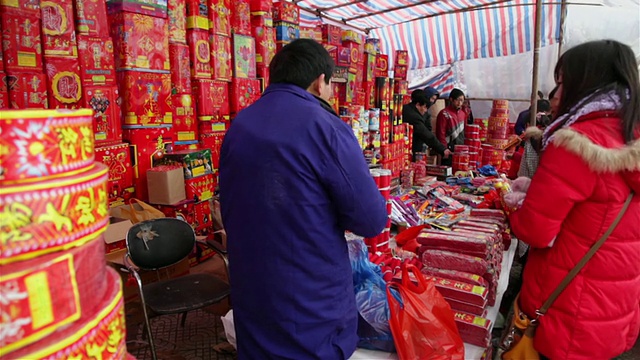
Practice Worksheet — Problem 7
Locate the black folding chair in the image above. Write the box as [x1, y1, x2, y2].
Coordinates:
[124, 217, 230, 360]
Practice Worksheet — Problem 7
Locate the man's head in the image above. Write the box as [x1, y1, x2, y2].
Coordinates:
[410, 90, 430, 115]
[449, 88, 465, 110]
[269, 39, 335, 101]
[423, 87, 440, 107]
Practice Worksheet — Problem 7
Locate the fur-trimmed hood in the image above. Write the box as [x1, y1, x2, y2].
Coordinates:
[551, 127, 640, 193]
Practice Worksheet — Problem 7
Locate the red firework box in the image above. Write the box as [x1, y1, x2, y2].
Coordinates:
[44, 56, 83, 109]
[185, 172, 214, 201]
[168, 0, 187, 43]
[40, 0, 78, 58]
[83, 85, 122, 145]
[299, 26, 322, 42]
[117, 70, 173, 126]
[273, 1, 299, 24]
[374, 77, 390, 111]
[106, 0, 168, 18]
[375, 54, 389, 77]
[364, 81, 375, 109]
[155, 199, 211, 231]
[5, 72, 48, 109]
[249, 0, 271, 14]
[253, 26, 276, 66]
[233, 34, 257, 79]
[320, 24, 341, 45]
[109, 12, 170, 71]
[354, 61, 364, 84]
[172, 140, 199, 151]
[0, 0, 40, 13]
[169, 43, 192, 93]
[364, 53, 376, 82]
[394, 65, 408, 80]
[193, 79, 229, 116]
[95, 142, 135, 203]
[74, 0, 110, 37]
[159, 148, 213, 179]
[198, 130, 225, 168]
[0, 75, 8, 109]
[394, 79, 408, 95]
[77, 36, 116, 86]
[184, 0, 208, 30]
[230, 78, 261, 114]
[344, 41, 362, 65]
[231, 0, 251, 36]
[395, 50, 408, 66]
[209, 0, 231, 36]
[251, 13, 273, 27]
[345, 72, 357, 104]
[211, 34, 232, 81]
[1, 11, 43, 72]
[122, 125, 173, 201]
[187, 29, 212, 79]
[172, 93, 198, 141]
[0, 42, 3, 72]
[355, 90, 365, 106]
[342, 29, 361, 44]
[336, 46, 351, 67]
[274, 21, 299, 44]
[323, 44, 338, 63]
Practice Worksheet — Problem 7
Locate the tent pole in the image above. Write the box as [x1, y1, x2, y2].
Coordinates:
[557, 0, 569, 59]
[530, 0, 544, 127]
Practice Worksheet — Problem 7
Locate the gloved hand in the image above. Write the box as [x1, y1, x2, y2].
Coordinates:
[511, 177, 532, 193]
[504, 191, 527, 209]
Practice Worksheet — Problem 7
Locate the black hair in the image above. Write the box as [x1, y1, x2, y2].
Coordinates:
[537, 99, 551, 113]
[549, 86, 558, 100]
[553, 40, 640, 143]
[269, 39, 335, 89]
[537, 90, 545, 99]
[410, 90, 429, 106]
[449, 88, 465, 100]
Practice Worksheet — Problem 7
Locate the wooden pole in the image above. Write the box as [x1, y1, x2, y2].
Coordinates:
[557, 0, 569, 59]
[530, 0, 544, 127]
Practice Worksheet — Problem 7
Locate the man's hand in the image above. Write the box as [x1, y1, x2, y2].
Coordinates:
[443, 149, 452, 159]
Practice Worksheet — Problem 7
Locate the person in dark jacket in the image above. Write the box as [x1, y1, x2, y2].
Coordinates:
[515, 99, 552, 135]
[403, 89, 451, 160]
[219, 39, 388, 359]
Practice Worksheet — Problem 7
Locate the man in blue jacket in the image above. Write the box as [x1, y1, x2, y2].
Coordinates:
[219, 39, 388, 359]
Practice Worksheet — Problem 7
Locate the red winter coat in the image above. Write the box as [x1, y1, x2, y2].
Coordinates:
[510, 111, 640, 359]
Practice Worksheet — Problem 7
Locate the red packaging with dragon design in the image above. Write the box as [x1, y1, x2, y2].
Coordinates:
[77, 35, 116, 86]
[74, 0, 109, 37]
[187, 29, 212, 79]
[230, 78, 261, 114]
[1, 12, 43, 72]
[44, 56, 83, 109]
[40, 0, 78, 58]
[209, 0, 231, 36]
[83, 85, 122, 146]
[5, 72, 48, 109]
[168, 0, 187, 43]
[169, 43, 192, 94]
[231, 0, 251, 35]
[253, 25, 276, 66]
[117, 70, 172, 126]
[211, 34, 232, 81]
[95, 142, 135, 203]
[109, 12, 170, 71]
[172, 93, 198, 141]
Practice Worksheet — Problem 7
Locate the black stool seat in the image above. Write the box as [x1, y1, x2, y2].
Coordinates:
[143, 273, 230, 315]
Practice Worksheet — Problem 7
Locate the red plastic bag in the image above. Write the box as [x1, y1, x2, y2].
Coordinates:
[387, 264, 465, 360]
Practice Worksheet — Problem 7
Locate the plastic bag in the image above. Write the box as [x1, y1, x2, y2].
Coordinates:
[387, 264, 465, 360]
[221, 310, 236, 349]
[347, 240, 395, 352]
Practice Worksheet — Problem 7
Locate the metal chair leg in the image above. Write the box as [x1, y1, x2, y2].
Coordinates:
[132, 270, 158, 360]
[180, 312, 188, 327]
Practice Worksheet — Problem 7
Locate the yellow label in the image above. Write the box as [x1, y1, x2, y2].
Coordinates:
[163, 114, 173, 124]
[95, 133, 107, 140]
[187, 16, 210, 30]
[471, 285, 485, 295]
[177, 131, 196, 141]
[25, 272, 54, 330]
[92, 75, 107, 84]
[198, 116, 214, 121]
[201, 190, 212, 200]
[0, 0, 18, 6]
[256, 54, 264, 63]
[211, 122, 226, 132]
[135, 57, 150, 68]
[192, 167, 205, 177]
[471, 274, 481, 281]
[164, 60, 171, 70]
[17, 52, 37, 68]
[472, 316, 488, 327]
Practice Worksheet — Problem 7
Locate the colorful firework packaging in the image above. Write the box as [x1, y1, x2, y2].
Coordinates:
[74, 0, 109, 36]
[208, 0, 231, 36]
[187, 29, 212, 79]
[232, 34, 256, 79]
[94, 142, 134, 204]
[109, 12, 170, 71]
[230, 78, 260, 114]
[117, 70, 172, 126]
[5, 72, 48, 109]
[0, 76, 8, 109]
[82, 85, 122, 145]
[253, 25, 276, 66]
[211, 34, 232, 81]
[106, 0, 168, 18]
[169, 43, 192, 94]
[231, 0, 251, 36]
[40, 0, 78, 58]
[168, 0, 187, 43]
[172, 93, 197, 141]
[185, 0, 208, 30]
[44, 56, 83, 109]
[1, 11, 43, 72]
[77, 35, 116, 86]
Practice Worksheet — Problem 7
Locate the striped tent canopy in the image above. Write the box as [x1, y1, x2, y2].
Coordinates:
[298, 0, 562, 70]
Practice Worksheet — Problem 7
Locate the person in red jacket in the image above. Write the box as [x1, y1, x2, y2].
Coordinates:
[507, 40, 640, 359]
[436, 88, 467, 164]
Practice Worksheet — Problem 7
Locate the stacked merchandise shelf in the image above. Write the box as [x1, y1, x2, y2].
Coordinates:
[0, 109, 133, 359]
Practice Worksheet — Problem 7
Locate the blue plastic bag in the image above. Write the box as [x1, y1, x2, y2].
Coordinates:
[348, 240, 396, 352]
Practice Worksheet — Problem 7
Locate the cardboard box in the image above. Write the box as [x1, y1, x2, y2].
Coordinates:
[106, 0, 168, 18]
[274, 21, 299, 43]
[95, 142, 135, 204]
[75, 0, 110, 37]
[103, 216, 134, 254]
[1, 12, 43, 72]
[109, 12, 170, 71]
[187, 29, 212, 79]
[272, 1, 299, 24]
[253, 25, 275, 66]
[185, 173, 214, 201]
[168, 0, 187, 43]
[5, 72, 48, 109]
[231, 0, 251, 36]
[117, 70, 172, 126]
[159, 148, 213, 179]
[40, 0, 77, 58]
[185, 0, 208, 30]
[77, 35, 116, 86]
[208, 0, 231, 36]
[320, 24, 341, 46]
[230, 78, 260, 114]
[83, 85, 122, 145]
[172, 93, 197, 141]
[211, 35, 232, 81]
[44, 56, 83, 109]
[147, 165, 186, 205]
[169, 43, 192, 94]
[232, 34, 256, 79]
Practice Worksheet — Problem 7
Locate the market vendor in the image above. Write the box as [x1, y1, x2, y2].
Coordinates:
[219, 39, 388, 359]
[436, 88, 467, 164]
[403, 89, 451, 161]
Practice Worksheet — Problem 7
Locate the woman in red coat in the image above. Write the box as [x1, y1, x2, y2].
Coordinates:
[508, 40, 640, 359]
